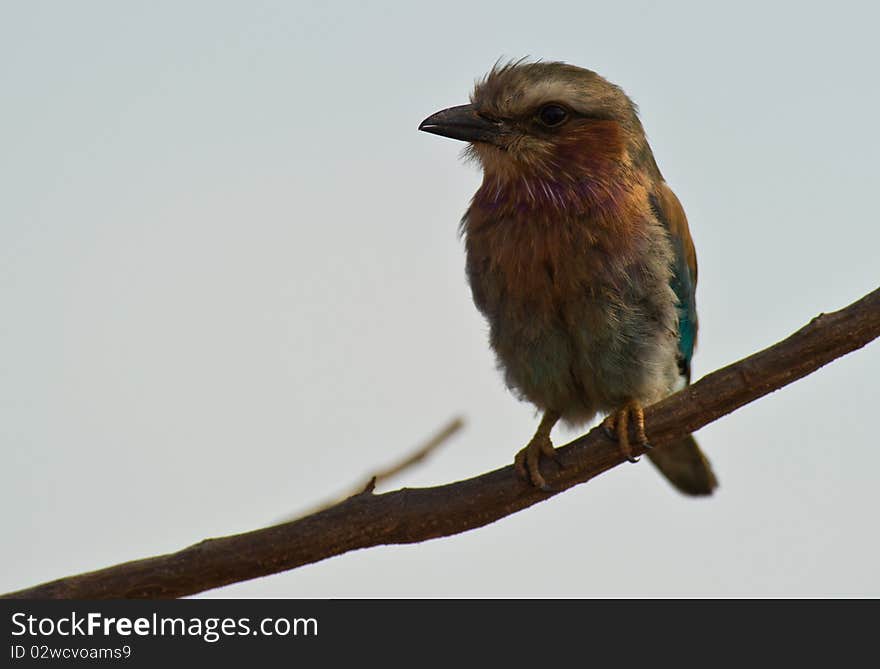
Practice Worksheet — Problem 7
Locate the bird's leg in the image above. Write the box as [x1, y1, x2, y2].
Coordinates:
[602, 400, 651, 463]
[514, 410, 562, 491]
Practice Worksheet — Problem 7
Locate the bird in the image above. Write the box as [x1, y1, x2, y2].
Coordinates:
[419, 60, 718, 495]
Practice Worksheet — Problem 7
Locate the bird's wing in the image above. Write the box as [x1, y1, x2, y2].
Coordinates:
[646, 183, 717, 495]
[650, 183, 698, 384]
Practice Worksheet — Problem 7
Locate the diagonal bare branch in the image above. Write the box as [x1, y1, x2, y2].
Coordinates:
[3, 287, 879, 599]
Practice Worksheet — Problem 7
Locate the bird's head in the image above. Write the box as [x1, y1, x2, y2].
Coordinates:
[420, 60, 653, 199]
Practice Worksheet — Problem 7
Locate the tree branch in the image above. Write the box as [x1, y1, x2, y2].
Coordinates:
[4, 287, 879, 599]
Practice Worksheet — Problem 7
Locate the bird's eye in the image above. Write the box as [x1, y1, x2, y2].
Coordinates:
[538, 104, 568, 127]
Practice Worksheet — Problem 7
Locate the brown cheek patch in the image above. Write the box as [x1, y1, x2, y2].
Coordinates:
[555, 119, 625, 178]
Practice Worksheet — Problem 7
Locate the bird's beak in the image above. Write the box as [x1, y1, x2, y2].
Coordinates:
[419, 104, 504, 145]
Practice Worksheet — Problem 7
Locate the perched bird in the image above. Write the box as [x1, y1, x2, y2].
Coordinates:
[419, 60, 717, 495]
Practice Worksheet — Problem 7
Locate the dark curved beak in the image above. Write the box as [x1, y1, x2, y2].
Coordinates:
[419, 104, 503, 145]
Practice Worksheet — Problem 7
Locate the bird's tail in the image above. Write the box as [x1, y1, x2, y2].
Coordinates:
[647, 434, 718, 496]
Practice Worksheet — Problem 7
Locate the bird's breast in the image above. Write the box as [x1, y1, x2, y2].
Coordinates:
[462, 203, 679, 418]
[464, 206, 643, 317]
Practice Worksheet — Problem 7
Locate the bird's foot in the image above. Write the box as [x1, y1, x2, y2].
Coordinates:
[514, 434, 562, 492]
[602, 400, 651, 463]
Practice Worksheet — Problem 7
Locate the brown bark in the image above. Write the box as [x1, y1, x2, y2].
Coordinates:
[4, 287, 879, 599]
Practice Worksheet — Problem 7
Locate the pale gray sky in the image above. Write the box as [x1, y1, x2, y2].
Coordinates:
[2, 1, 878, 596]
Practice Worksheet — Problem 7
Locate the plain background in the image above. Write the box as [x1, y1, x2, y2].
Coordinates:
[2, 1, 878, 597]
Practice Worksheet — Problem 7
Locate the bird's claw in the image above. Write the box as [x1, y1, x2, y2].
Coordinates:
[514, 435, 561, 491]
[603, 401, 651, 464]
